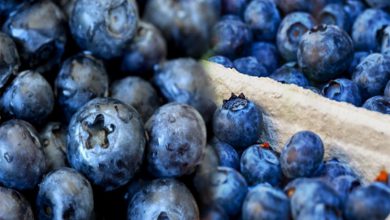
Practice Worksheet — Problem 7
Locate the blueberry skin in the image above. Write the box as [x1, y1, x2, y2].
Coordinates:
[210, 138, 239, 170]
[345, 183, 390, 220]
[233, 56, 268, 77]
[153, 58, 216, 122]
[343, 0, 366, 27]
[110, 76, 160, 122]
[200, 205, 228, 220]
[39, 122, 68, 172]
[362, 96, 390, 114]
[67, 98, 146, 191]
[243, 0, 281, 41]
[0, 32, 19, 90]
[348, 51, 369, 75]
[221, 0, 249, 16]
[276, 12, 315, 61]
[211, 15, 252, 58]
[55, 53, 109, 121]
[121, 21, 167, 74]
[36, 168, 94, 220]
[213, 94, 263, 150]
[0, 120, 46, 190]
[70, 0, 138, 59]
[270, 62, 309, 88]
[0, 186, 34, 220]
[280, 131, 324, 179]
[240, 145, 282, 186]
[0, 70, 54, 124]
[322, 78, 363, 106]
[298, 25, 354, 83]
[275, 0, 312, 14]
[145, 103, 206, 177]
[318, 3, 350, 32]
[244, 42, 280, 73]
[128, 178, 199, 220]
[365, 0, 390, 9]
[314, 158, 358, 180]
[329, 175, 361, 204]
[352, 9, 390, 52]
[385, 80, 390, 97]
[208, 55, 234, 68]
[352, 53, 390, 99]
[242, 184, 290, 220]
[2, 1, 67, 73]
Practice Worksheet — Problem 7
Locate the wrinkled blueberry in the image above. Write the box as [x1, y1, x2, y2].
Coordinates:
[233, 56, 268, 77]
[67, 98, 146, 191]
[221, 0, 249, 16]
[210, 138, 239, 170]
[0, 186, 33, 220]
[0, 32, 19, 89]
[348, 51, 369, 75]
[362, 96, 390, 114]
[322, 78, 363, 106]
[318, 3, 350, 31]
[208, 55, 234, 68]
[244, 42, 280, 73]
[39, 122, 67, 172]
[270, 62, 309, 88]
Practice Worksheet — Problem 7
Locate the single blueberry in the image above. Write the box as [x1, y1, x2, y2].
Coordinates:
[0, 186, 34, 220]
[210, 138, 240, 170]
[322, 78, 363, 106]
[243, 42, 280, 73]
[221, 0, 249, 16]
[208, 55, 234, 68]
[385, 80, 390, 97]
[270, 62, 310, 88]
[362, 96, 390, 114]
[318, 3, 350, 32]
[233, 56, 268, 77]
[0, 32, 19, 90]
[348, 51, 369, 75]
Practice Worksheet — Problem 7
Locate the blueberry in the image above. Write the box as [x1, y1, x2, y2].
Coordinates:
[280, 131, 324, 179]
[322, 78, 363, 106]
[385, 80, 390, 97]
[233, 56, 268, 77]
[121, 21, 167, 74]
[110, 76, 160, 122]
[329, 175, 361, 204]
[343, 0, 366, 27]
[362, 96, 390, 114]
[221, 0, 249, 16]
[243, 0, 281, 41]
[145, 103, 206, 177]
[242, 184, 290, 220]
[352, 53, 390, 99]
[0, 120, 46, 190]
[210, 137, 240, 170]
[244, 42, 280, 73]
[348, 51, 369, 75]
[39, 122, 68, 172]
[240, 145, 282, 186]
[213, 93, 263, 150]
[36, 168, 94, 220]
[298, 25, 354, 82]
[70, 0, 138, 59]
[318, 3, 350, 32]
[0, 186, 34, 220]
[207, 55, 234, 68]
[314, 158, 358, 180]
[0, 70, 54, 124]
[143, 0, 219, 58]
[276, 12, 315, 61]
[55, 52, 109, 121]
[0, 32, 19, 90]
[270, 62, 310, 88]
[3, 0, 67, 73]
[211, 15, 252, 58]
[345, 183, 390, 220]
[352, 9, 390, 51]
[128, 178, 199, 220]
[67, 98, 146, 191]
[153, 58, 216, 122]
[200, 205, 228, 220]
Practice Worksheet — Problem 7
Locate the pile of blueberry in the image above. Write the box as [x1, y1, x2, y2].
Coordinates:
[0, 0, 389, 219]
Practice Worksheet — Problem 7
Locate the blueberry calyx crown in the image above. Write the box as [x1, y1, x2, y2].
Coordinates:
[309, 24, 327, 34]
[222, 93, 248, 111]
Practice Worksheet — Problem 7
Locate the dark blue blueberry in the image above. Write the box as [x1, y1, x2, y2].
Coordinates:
[276, 12, 315, 61]
[55, 52, 109, 121]
[352, 53, 390, 99]
[365, 0, 390, 9]
[233, 56, 268, 77]
[210, 138, 240, 170]
[67, 98, 146, 191]
[70, 0, 138, 59]
[110, 76, 160, 122]
[200, 205, 228, 220]
[36, 168, 94, 220]
[240, 145, 282, 186]
[270, 62, 310, 88]
[121, 21, 167, 75]
[243, 0, 281, 41]
[280, 131, 324, 179]
[322, 78, 363, 106]
[244, 42, 280, 73]
[385, 80, 390, 97]
[221, 0, 249, 16]
[314, 158, 358, 180]
[153, 58, 216, 122]
[145, 103, 206, 177]
[0, 32, 19, 90]
[211, 15, 252, 58]
[128, 178, 199, 220]
[362, 96, 390, 114]
[343, 0, 366, 27]
[380, 26, 390, 54]
[208, 55, 234, 68]
[213, 93, 263, 150]
[0, 120, 46, 190]
[352, 9, 390, 51]
[144, 0, 219, 58]
[2, 1, 67, 73]
[348, 51, 369, 75]
[318, 4, 350, 31]
[0, 70, 54, 124]
[0, 186, 34, 220]
[329, 175, 361, 204]
[242, 184, 290, 220]
[298, 25, 354, 83]
[345, 183, 390, 220]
